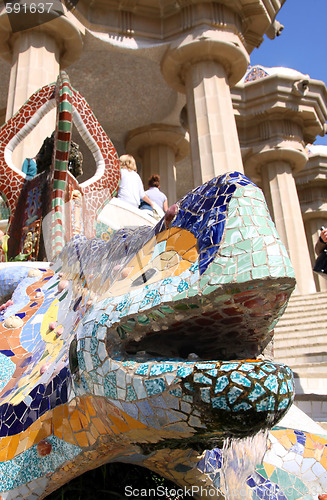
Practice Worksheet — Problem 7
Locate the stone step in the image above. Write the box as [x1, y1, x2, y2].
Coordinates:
[286, 292, 327, 304]
[276, 310, 327, 322]
[283, 362, 327, 378]
[273, 292, 327, 426]
[275, 352, 327, 366]
[282, 300, 327, 317]
[274, 330, 327, 355]
[274, 323, 327, 338]
[282, 300, 327, 314]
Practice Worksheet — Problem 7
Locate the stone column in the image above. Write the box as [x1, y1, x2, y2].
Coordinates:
[126, 124, 189, 206]
[6, 30, 59, 165]
[0, 9, 84, 167]
[260, 158, 315, 294]
[184, 59, 244, 186]
[161, 20, 249, 187]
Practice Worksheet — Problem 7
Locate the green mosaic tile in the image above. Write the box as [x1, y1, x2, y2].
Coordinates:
[214, 294, 232, 303]
[266, 243, 282, 256]
[255, 465, 268, 480]
[252, 237, 264, 252]
[242, 216, 253, 226]
[252, 267, 270, 279]
[56, 140, 70, 152]
[225, 216, 244, 228]
[137, 315, 150, 325]
[240, 226, 259, 239]
[236, 253, 252, 273]
[270, 267, 287, 278]
[209, 263, 225, 274]
[58, 120, 72, 131]
[238, 197, 251, 206]
[252, 198, 265, 206]
[264, 235, 276, 245]
[224, 229, 243, 245]
[268, 255, 284, 266]
[59, 101, 71, 111]
[251, 189, 265, 201]
[222, 261, 237, 275]
[174, 303, 189, 310]
[188, 285, 200, 297]
[258, 227, 275, 236]
[176, 290, 188, 300]
[251, 216, 268, 227]
[270, 469, 292, 491]
[253, 205, 269, 215]
[232, 187, 245, 198]
[203, 285, 218, 296]
[230, 247, 246, 256]
[235, 240, 252, 252]
[160, 305, 175, 314]
[239, 206, 255, 216]
[294, 477, 309, 495]
[252, 251, 267, 266]
[236, 271, 251, 282]
[215, 274, 235, 284]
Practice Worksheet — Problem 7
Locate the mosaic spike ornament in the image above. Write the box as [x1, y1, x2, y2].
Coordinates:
[0, 71, 120, 262]
[0, 171, 300, 499]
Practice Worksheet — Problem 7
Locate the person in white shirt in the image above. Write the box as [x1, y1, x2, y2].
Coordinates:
[117, 154, 154, 210]
[144, 174, 168, 212]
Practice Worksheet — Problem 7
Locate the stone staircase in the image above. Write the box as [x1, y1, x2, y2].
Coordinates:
[274, 291, 327, 430]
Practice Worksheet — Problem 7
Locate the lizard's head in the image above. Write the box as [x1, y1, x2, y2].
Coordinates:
[59, 172, 295, 440]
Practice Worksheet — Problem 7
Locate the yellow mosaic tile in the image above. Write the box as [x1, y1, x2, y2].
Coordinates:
[74, 431, 90, 448]
[263, 461, 276, 479]
[6, 434, 20, 460]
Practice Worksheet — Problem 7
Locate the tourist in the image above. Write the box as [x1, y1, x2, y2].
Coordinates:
[313, 226, 327, 275]
[144, 174, 168, 212]
[315, 226, 327, 256]
[117, 154, 154, 210]
[22, 156, 38, 177]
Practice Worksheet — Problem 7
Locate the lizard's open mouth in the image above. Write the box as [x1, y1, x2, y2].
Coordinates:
[113, 278, 294, 362]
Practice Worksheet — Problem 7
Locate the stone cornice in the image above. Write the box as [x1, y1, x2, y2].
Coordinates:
[126, 124, 189, 162]
[233, 74, 327, 144]
[0, 7, 84, 67]
[71, 0, 285, 53]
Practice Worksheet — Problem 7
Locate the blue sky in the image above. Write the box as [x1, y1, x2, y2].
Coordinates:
[250, 0, 327, 145]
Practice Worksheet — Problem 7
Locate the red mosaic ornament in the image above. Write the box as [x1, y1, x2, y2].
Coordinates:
[0, 71, 121, 261]
[37, 439, 52, 457]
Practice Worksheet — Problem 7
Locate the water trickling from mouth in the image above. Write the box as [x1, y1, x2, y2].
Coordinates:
[221, 430, 268, 499]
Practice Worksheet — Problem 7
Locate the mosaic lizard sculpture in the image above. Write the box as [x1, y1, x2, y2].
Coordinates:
[0, 169, 297, 499]
[0, 72, 326, 500]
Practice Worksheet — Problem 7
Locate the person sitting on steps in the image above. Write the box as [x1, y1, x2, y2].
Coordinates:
[143, 174, 168, 213]
[117, 154, 154, 211]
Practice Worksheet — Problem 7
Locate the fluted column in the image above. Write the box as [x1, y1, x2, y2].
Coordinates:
[184, 60, 244, 186]
[261, 159, 315, 295]
[0, 9, 83, 167]
[126, 124, 189, 206]
[161, 19, 249, 187]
